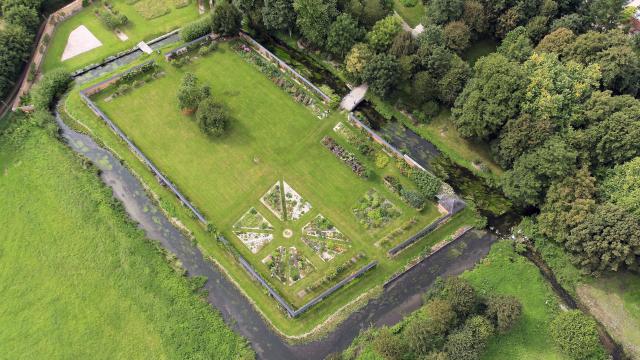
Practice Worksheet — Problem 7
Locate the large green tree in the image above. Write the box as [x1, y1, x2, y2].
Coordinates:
[326, 13, 364, 58]
[261, 0, 295, 34]
[497, 26, 532, 63]
[567, 203, 640, 273]
[366, 15, 401, 52]
[427, 0, 465, 25]
[196, 97, 230, 138]
[293, 0, 337, 48]
[600, 157, 640, 217]
[211, 1, 242, 36]
[452, 54, 527, 139]
[443, 20, 471, 53]
[550, 311, 605, 360]
[362, 53, 400, 97]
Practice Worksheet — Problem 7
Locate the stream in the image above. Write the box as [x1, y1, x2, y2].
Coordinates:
[54, 111, 497, 359]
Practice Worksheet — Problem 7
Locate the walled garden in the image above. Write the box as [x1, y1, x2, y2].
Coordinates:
[66, 40, 474, 333]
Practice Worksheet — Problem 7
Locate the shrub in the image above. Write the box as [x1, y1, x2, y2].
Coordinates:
[196, 97, 229, 138]
[30, 69, 71, 110]
[550, 310, 605, 360]
[181, 17, 212, 42]
[98, 10, 128, 30]
[411, 170, 441, 199]
[486, 295, 522, 333]
[373, 327, 407, 360]
[375, 152, 390, 168]
[400, 0, 417, 7]
[177, 73, 208, 112]
[401, 189, 425, 209]
[440, 277, 478, 317]
[444, 315, 494, 360]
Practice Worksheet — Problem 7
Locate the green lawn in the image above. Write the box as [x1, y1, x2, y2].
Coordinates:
[63, 43, 474, 336]
[393, 0, 425, 28]
[42, 0, 201, 73]
[462, 241, 566, 360]
[0, 115, 252, 359]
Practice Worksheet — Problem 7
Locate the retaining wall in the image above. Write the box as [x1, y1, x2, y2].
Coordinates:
[239, 32, 331, 104]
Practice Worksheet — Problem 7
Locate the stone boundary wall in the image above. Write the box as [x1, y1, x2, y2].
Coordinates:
[383, 226, 475, 287]
[239, 32, 331, 104]
[79, 61, 208, 225]
[11, 0, 84, 110]
[79, 62, 377, 318]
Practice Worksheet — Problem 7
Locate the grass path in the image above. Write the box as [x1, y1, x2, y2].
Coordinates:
[0, 116, 252, 359]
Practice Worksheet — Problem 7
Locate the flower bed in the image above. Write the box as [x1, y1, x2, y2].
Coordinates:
[353, 190, 401, 229]
[232, 41, 329, 119]
[233, 231, 273, 253]
[260, 181, 284, 220]
[301, 215, 349, 261]
[321, 136, 368, 178]
[263, 246, 314, 285]
[233, 207, 273, 230]
[283, 181, 312, 220]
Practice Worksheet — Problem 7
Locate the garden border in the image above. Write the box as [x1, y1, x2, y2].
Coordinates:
[239, 32, 331, 104]
[78, 59, 378, 318]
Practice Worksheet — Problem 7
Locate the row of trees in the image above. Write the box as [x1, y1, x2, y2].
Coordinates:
[0, 0, 43, 101]
[177, 73, 230, 138]
[451, 23, 640, 274]
[341, 277, 522, 360]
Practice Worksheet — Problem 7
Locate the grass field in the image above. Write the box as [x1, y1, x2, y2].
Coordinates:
[0, 115, 252, 359]
[462, 241, 567, 360]
[393, 0, 425, 28]
[63, 43, 474, 335]
[42, 0, 201, 73]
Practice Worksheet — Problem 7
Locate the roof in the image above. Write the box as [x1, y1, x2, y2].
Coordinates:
[437, 195, 466, 215]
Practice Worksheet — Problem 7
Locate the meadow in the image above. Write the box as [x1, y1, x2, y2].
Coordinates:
[63, 43, 474, 334]
[393, 0, 425, 28]
[42, 0, 201, 73]
[0, 115, 252, 359]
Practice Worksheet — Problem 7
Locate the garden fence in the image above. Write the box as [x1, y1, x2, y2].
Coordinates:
[239, 32, 331, 104]
[164, 33, 218, 60]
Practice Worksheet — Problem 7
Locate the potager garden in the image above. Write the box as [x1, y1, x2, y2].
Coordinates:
[66, 33, 471, 333]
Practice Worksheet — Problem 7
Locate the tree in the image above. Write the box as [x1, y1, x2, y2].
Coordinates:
[443, 20, 470, 53]
[525, 15, 550, 44]
[412, 71, 438, 101]
[262, 0, 295, 34]
[439, 277, 477, 317]
[389, 31, 416, 57]
[211, 1, 242, 36]
[293, 0, 337, 48]
[416, 44, 453, 78]
[30, 68, 70, 110]
[438, 54, 471, 105]
[597, 45, 640, 96]
[601, 157, 640, 217]
[362, 53, 399, 97]
[462, 0, 488, 34]
[586, 105, 640, 167]
[452, 54, 527, 139]
[405, 299, 457, 356]
[550, 13, 588, 33]
[444, 316, 494, 360]
[492, 113, 556, 168]
[427, 0, 464, 25]
[537, 167, 596, 243]
[550, 311, 605, 360]
[585, 0, 626, 30]
[345, 42, 373, 82]
[502, 137, 578, 206]
[346, 0, 394, 27]
[535, 27, 575, 57]
[0, 24, 33, 98]
[497, 26, 532, 63]
[181, 17, 213, 42]
[4, 4, 39, 32]
[373, 327, 407, 360]
[196, 97, 230, 138]
[521, 53, 600, 129]
[177, 73, 208, 113]
[366, 16, 401, 52]
[486, 295, 522, 333]
[326, 13, 364, 58]
[567, 203, 640, 273]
